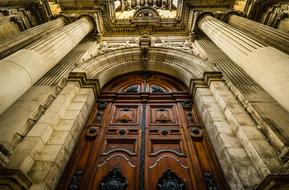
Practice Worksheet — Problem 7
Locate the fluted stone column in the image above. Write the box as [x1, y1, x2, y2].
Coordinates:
[226, 14, 289, 54]
[136, 0, 141, 8]
[198, 15, 289, 113]
[0, 17, 94, 115]
[0, 17, 68, 59]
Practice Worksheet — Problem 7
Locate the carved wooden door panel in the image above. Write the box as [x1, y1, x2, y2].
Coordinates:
[89, 103, 142, 190]
[145, 102, 197, 189]
[57, 72, 227, 190]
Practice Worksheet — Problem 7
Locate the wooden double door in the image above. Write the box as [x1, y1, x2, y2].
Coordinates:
[58, 73, 227, 190]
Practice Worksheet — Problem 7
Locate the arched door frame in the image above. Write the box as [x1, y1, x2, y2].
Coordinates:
[61, 47, 281, 190]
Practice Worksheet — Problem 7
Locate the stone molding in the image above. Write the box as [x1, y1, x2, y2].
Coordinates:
[189, 71, 223, 98]
[0, 168, 32, 190]
[75, 47, 216, 88]
[218, 10, 241, 22]
[68, 72, 100, 98]
[53, 14, 72, 24]
[190, 11, 215, 34]
[79, 14, 99, 35]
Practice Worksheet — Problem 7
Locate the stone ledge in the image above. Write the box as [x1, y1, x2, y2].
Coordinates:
[189, 71, 223, 98]
[0, 168, 32, 190]
[68, 72, 100, 99]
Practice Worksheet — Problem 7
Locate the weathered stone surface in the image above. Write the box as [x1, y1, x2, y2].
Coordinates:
[36, 145, 62, 162]
[5, 82, 96, 189]
[0, 86, 54, 152]
[28, 161, 54, 182]
[7, 153, 34, 174]
[47, 131, 69, 145]
[27, 124, 53, 144]
[0, 17, 94, 115]
[194, 87, 259, 189]
[209, 81, 284, 178]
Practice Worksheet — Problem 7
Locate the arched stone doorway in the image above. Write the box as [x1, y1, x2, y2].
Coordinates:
[57, 72, 227, 190]
[2, 47, 281, 190]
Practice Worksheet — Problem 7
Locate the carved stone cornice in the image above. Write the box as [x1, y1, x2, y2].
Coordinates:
[189, 71, 223, 98]
[245, 0, 282, 21]
[68, 72, 101, 98]
[61, 1, 189, 35]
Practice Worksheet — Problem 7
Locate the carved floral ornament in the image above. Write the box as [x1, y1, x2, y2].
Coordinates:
[96, 38, 194, 56]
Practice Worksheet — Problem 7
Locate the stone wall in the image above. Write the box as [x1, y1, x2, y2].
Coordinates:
[5, 82, 95, 190]
[193, 79, 287, 189]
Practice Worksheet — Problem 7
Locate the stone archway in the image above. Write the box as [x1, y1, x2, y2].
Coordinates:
[7, 47, 283, 190]
[58, 71, 228, 190]
[65, 47, 285, 190]
[73, 47, 217, 89]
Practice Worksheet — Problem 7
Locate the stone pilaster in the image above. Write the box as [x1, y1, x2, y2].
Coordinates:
[5, 82, 95, 189]
[192, 72, 287, 189]
[193, 35, 289, 160]
[0, 16, 69, 59]
[225, 14, 289, 54]
[0, 16, 94, 115]
[197, 14, 289, 114]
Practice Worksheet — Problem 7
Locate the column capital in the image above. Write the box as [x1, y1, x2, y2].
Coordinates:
[79, 14, 99, 37]
[53, 14, 72, 24]
[219, 10, 242, 22]
[191, 11, 215, 34]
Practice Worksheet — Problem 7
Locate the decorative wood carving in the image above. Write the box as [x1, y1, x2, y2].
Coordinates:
[190, 127, 203, 140]
[150, 105, 177, 125]
[204, 171, 218, 190]
[86, 126, 98, 139]
[102, 138, 137, 156]
[57, 72, 226, 190]
[68, 169, 82, 190]
[100, 168, 128, 190]
[112, 105, 139, 125]
[150, 139, 185, 157]
[95, 101, 108, 124]
[157, 169, 185, 190]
